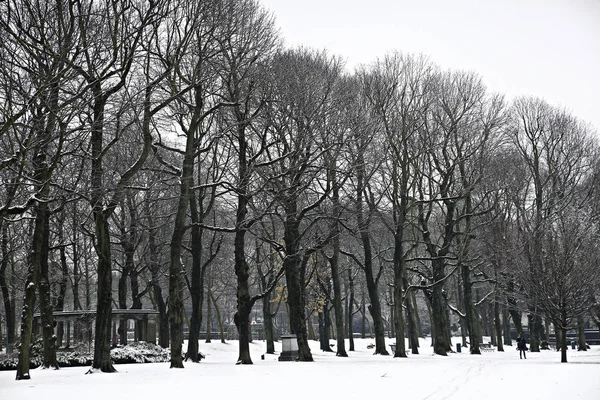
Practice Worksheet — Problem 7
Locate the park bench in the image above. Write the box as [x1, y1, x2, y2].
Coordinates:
[480, 343, 494, 352]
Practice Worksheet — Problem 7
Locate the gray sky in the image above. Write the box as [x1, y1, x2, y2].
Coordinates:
[260, 0, 600, 133]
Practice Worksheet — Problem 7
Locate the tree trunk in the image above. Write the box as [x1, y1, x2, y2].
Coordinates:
[431, 260, 451, 355]
[283, 202, 313, 361]
[494, 295, 504, 351]
[404, 283, 420, 355]
[187, 190, 206, 361]
[329, 171, 347, 357]
[0, 226, 15, 352]
[168, 164, 191, 368]
[503, 307, 512, 346]
[15, 242, 39, 380]
[577, 317, 587, 351]
[560, 326, 568, 363]
[205, 287, 212, 343]
[210, 291, 226, 344]
[92, 213, 116, 372]
[233, 218, 253, 364]
[347, 270, 355, 351]
[55, 217, 69, 348]
[528, 314, 542, 352]
[361, 238, 389, 356]
[38, 202, 58, 369]
[262, 292, 275, 353]
[392, 228, 407, 358]
[318, 306, 331, 352]
[461, 263, 480, 355]
[117, 265, 128, 345]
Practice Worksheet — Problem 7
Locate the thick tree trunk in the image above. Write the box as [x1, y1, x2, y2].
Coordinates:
[347, 270, 355, 351]
[461, 263, 480, 355]
[577, 318, 587, 351]
[360, 244, 386, 353]
[205, 288, 212, 343]
[392, 229, 406, 358]
[318, 305, 332, 352]
[404, 283, 420, 354]
[528, 314, 542, 352]
[560, 326, 568, 363]
[234, 221, 253, 364]
[168, 161, 192, 368]
[0, 226, 15, 352]
[187, 188, 207, 360]
[38, 202, 58, 369]
[55, 220, 69, 347]
[15, 246, 39, 380]
[494, 295, 504, 351]
[284, 259, 313, 361]
[503, 307, 512, 346]
[431, 260, 451, 356]
[117, 268, 128, 345]
[283, 201, 313, 362]
[262, 293, 275, 353]
[210, 291, 226, 344]
[168, 223, 185, 369]
[92, 214, 116, 372]
[329, 172, 347, 357]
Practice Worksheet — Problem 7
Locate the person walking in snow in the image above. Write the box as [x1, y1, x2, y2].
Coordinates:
[517, 336, 527, 359]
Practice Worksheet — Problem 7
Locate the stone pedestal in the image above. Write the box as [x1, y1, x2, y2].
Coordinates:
[278, 334, 299, 361]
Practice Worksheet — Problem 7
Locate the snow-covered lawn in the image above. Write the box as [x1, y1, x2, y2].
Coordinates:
[2, 338, 599, 400]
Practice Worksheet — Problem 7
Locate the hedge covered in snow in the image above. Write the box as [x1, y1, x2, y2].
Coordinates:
[0, 340, 170, 370]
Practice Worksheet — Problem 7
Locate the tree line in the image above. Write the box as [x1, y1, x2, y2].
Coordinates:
[1, 0, 598, 379]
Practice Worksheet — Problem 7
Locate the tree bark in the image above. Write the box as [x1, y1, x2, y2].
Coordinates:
[404, 282, 420, 354]
[210, 291, 226, 344]
[205, 287, 212, 343]
[560, 326, 568, 363]
[461, 262, 481, 354]
[327, 169, 347, 357]
[282, 200, 314, 361]
[38, 201, 58, 369]
[347, 270, 355, 351]
[186, 194, 206, 362]
[0, 226, 15, 351]
[168, 148, 191, 368]
[577, 317, 586, 351]
[494, 295, 504, 351]
[92, 213, 116, 372]
[15, 223, 39, 380]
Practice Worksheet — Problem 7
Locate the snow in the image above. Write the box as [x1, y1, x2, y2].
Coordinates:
[1, 338, 599, 400]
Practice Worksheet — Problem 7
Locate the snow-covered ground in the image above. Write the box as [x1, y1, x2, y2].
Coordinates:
[2, 337, 599, 400]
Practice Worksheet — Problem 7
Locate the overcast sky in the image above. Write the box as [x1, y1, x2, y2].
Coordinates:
[260, 0, 600, 134]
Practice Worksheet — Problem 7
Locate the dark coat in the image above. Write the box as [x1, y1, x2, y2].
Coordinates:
[517, 337, 527, 350]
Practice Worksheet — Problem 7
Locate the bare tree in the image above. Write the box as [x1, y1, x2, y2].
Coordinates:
[510, 98, 598, 362]
[261, 48, 343, 361]
[217, 0, 280, 365]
